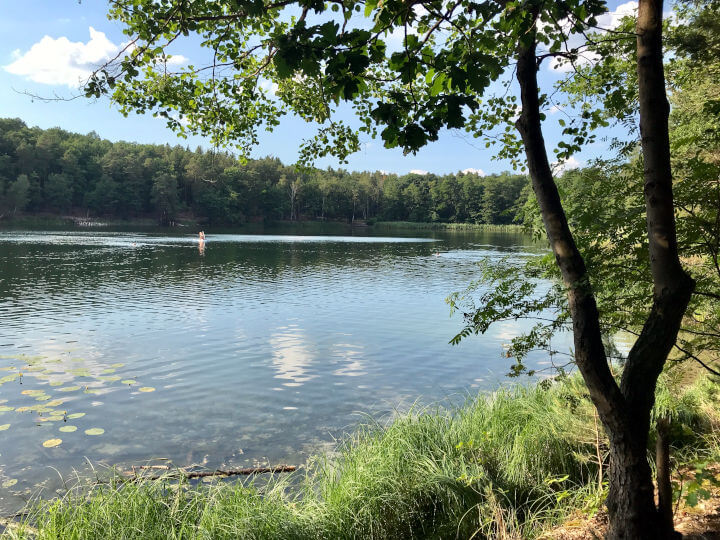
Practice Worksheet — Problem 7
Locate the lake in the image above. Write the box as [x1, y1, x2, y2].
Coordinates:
[0, 227, 558, 512]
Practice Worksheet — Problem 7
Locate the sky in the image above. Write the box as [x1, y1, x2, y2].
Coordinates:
[0, 0, 638, 176]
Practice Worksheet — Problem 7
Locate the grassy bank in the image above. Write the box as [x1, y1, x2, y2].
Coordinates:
[5, 372, 719, 539]
[371, 221, 524, 232]
[0, 215, 201, 231]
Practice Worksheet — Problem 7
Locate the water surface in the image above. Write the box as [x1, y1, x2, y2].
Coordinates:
[0, 228, 556, 511]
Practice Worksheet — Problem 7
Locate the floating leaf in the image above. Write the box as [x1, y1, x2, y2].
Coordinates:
[99, 375, 121, 382]
[49, 381, 64, 387]
[45, 416, 65, 422]
[67, 413, 85, 420]
[23, 365, 44, 372]
[101, 368, 116, 374]
[85, 428, 104, 436]
[42, 438, 63, 448]
[22, 389, 44, 396]
[0, 406, 14, 412]
[59, 386, 81, 392]
[2, 479, 17, 488]
[15, 406, 31, 413]
[70, 368, 91, 377]
[111, 363, 125, 368]
[121, 380, 137, 385]
[0, 424, 10, 431]
[59, 426, 77, 433]
[36, 395, 51, 401]
[1, 374, 19, 383]
[47, 399, 65, 407]
[138, 387, 155, 393]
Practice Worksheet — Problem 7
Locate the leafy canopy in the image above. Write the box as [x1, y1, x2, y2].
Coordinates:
[90, 0, 608, 164]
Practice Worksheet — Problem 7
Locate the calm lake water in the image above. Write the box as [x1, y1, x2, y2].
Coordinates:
[0, 227, 558, 512]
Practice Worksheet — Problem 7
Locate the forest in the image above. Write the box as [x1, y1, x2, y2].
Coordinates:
[0, 118, 527, 226]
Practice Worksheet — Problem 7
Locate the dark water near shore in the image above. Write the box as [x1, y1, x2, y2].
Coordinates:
[0, 228, 560, 512]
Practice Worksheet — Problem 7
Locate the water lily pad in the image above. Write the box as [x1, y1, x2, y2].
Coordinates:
[59, 386, 81, 392]
[0, 424, 10, 431]
[42, 438, 62, 448]
[15, 406, 31, 413]
[99, 375, 121, 382]
[49, 381, 64, 386]
[2, 479, 17, 488]
[45, 416, 65, 422]
[67, 413, 85, 420]
[23, 365, 44, 372]
[21, 389, 44, 396]
[0, 374, 19, 383]
[111, 363, 125, 368]
[138, 387, 155, 393]
[0, 406, 14, 412]
[59, 426, 77, 433]
[121, 380, 137, 385]
[35, 395, 51, 401]
[70, 368, 91, 377]
[85, 428, 104, 436]
[47, 399, 65, 407]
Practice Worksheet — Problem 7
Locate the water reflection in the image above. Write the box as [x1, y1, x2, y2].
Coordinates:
[270, 326, 315, 386]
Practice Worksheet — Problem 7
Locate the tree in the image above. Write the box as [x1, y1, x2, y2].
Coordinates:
[151, 170, 180, 225]
[7, 174, 30, 214]
[45, 172, 73, 212]
[87, 1, 694, 536]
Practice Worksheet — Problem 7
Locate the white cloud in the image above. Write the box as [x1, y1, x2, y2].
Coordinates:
[461, 168, 486, 176]
[5, 27, 120, 87]
[4, 27, 187, 88]
[409, 169, 428, 175]
[258, 78, 279, 95]
[552, 156, 582, 174]
[548, 104, 564, 115]
[596, 1, 638, 29]
[165, 55, 188, 66]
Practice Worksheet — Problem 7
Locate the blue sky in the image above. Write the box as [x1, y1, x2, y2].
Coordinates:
[0, 1, 637, 175]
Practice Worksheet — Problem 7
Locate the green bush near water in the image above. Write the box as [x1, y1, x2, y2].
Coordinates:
[6, 372, 719, 539]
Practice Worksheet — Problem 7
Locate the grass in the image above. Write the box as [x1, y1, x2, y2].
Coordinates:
[4, 371, 719, 539]
[370, 221, 525, 232]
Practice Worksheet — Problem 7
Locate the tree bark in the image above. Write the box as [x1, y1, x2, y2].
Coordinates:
[513, 1, 693, 533]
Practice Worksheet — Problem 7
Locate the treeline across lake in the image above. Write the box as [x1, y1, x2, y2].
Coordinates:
[0, 118, 528, 225]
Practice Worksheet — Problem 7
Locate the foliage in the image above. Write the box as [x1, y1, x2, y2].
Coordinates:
[0, 119, 528, 226]
[450, 1, 720, 375]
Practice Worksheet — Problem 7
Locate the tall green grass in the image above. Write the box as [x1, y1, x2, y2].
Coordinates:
[5, 373, 719, 539]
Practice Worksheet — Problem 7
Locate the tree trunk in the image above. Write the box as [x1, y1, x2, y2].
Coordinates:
[513, 2, 693, 532]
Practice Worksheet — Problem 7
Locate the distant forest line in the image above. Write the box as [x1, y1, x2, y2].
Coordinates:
[0, 118, 529, 226]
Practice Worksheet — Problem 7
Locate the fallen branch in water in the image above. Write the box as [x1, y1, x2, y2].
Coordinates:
[120, 465, 297, 482]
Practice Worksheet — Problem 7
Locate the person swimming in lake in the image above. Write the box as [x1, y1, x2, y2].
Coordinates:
[198, 231, 206, 255]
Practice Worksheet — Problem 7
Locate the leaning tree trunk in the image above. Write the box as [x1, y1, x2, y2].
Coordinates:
[514, 0, 693, 535]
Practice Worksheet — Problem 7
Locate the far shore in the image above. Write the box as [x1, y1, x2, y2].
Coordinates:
[0, 214, 524, 234]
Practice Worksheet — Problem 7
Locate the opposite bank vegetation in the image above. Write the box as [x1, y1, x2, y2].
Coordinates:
[3, 368, 718, 539]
